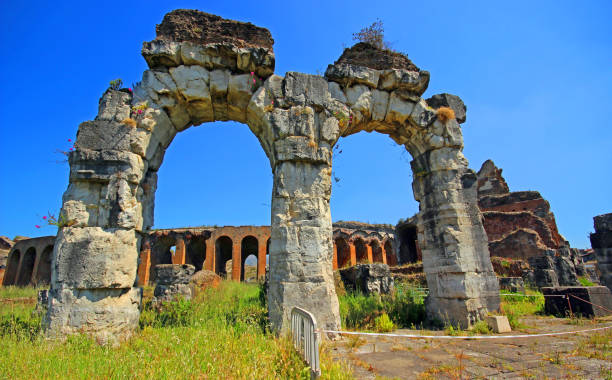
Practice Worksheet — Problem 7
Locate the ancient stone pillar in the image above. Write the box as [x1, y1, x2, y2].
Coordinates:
[349, 243, 357, 266]
[172, 236, 186, 265]
[137, 239, 151, 286]
[231, 240, 241, 281]
[204, 239, 214, 272]
[332, 243, 338, 270]
[412, 147, 500, 327]
[591, 213, 612, 291]
[257, 241, 267, 280]
[366, 243, 373, 263]
[381, 244, 388, 265]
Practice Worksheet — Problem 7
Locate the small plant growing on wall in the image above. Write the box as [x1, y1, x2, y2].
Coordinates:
[352, 19, 392, 50]
[36, 212, 77, 230]
[109, 78, 123, 90]
[436, 107, 456, 124]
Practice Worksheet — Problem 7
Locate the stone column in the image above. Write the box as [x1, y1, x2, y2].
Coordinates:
[366, 243, 373, 263]
[232, 240, 241, 281]
[257, 241, 267, 280]
[137, 239, 151, 286]
[268, 160, 341, 333]
[332, 243, 338, 270]
[172, 237, 186, 265]
[349, 243, 357, 266]
[412, 147, 500, 328]
[591, 213, 612, 291]
[381, 244, 388, 265]
[205, 238, 215, 272]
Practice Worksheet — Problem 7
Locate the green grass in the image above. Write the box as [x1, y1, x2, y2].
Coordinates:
[338, 283, 426, 331]
[578, 276, 596, 287]
[0, 282, 353, 380]
[500, 289, 545, 329]
[0, 285, 43, 299]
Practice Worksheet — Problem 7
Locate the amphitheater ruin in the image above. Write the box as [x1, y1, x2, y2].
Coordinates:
[29, 9, 505, 344]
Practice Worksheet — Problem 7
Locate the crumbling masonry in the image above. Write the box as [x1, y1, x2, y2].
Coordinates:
[45, 10, 499, 344]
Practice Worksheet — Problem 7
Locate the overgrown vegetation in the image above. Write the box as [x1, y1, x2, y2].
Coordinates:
[578, 276, 595, 286]
[0, 282, 353, 379]
[338, 283, 426, 331]
[352, 19, 391, 50]
[499, 289, 545, 329]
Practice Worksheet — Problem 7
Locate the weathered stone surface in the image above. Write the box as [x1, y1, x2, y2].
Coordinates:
[426, 93, 467, 124]
[339, 263, 394, 295]
[53, 227, 139, 289]
[154, 264, 195, 285]
[591, 213, 612, 291]
[476, 159, 509, 196]
[189, 269, 221, 295]
[485, 315, 511, 333]
[498, 277, 525, 293]
[542, 286, 612, 318]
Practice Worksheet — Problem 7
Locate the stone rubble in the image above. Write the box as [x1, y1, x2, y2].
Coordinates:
[591, 213, 612, 291]
[152, 264, 195, 304]
[339, 263, 394, 295]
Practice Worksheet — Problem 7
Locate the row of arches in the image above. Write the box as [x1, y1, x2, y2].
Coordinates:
[138, 226, 399, 285]
[3, 244, 53, 286]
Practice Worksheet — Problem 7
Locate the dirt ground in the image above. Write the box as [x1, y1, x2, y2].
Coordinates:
[329, 315, 612, 379]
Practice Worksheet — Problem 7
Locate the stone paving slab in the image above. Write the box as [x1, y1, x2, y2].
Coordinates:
[330, 316, 612, 379]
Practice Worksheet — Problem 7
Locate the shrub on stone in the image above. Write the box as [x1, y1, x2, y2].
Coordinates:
[436, 106, 456, 123]
[374, 312, 394, 332]
[352, 19, 391, 50]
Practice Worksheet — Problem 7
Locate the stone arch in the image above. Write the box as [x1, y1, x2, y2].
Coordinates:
[334, 236, 351, 269]
[215, 236, 233, 278]
[370, 239, 384, 263]
[3, 249, 20, 285]
[34, 245, 54, 286]
[46, 9, 499, 343]
[17, 247, 36, 286]
[353, 238, 368, 264]
[186, 236, 207, 271]
[240, 235, 258, 282]
[384, 240, 397, 266]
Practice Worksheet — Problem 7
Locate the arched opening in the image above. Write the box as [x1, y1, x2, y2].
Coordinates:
[384, 240, 397, 266]
[397, 222, 419, 264]
[186, 237, 206, 271]
[371, 240, 384, 263]
[215, 236, 233, 278]
[17, 247, 36, 286]
[3, 249, 21, 285]
[335, 237, 351, 268]
[240, 236, 258, 282]
[149, 236, 176, 282]
[354, 238, 368, 264]
[35, 245, 53, 286]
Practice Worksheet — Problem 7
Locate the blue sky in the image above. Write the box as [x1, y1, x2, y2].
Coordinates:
[0, 1, 610, 248]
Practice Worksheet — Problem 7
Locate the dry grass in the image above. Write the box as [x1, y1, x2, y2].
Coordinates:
[121, 117, 137, 127]
[436, 107, 455, 123]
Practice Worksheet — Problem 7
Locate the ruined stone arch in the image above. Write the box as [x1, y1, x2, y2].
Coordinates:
[17, 247, 36, 286]
[214, 236, 233, 277]
[34, 245, 54, 286]
[46, 9, 498, 344]
[383, 239, 398, 266]
[240, 235, 259, 282]
[3, 249, 20, 285]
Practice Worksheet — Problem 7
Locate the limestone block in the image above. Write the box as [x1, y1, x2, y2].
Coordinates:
[235, 46, 276, 77]
[283, 72, 329, 108]
[102, 177, 143, 230]
[142, 40, 182, 68]
[179, 42, 209, 67]
[324, 63, 380, 88]
[379, 68, 430, 96]
[485, 316, 511, 333]
[371, 90, 389, 121]
[272, 161, 331, 198]
[169, 65, 210, 102]
[45, 286, 141, 345]
[210, 69, 230, 121]
[328, 81, 347, 103]
[69, 149, 146, 185]
[75, 120, 136, 153]
[426, 148, 469, 172]
[339, 264, 394, 295]
[61, 182, 108, 228]
[228, 73, 253, 123]
[274, 136, 331, 165]
[443, 120, 463, 149]
[54, 227, 139, 289]
[410, 99, 436, 128]
[140, 171, 157, 229]
[426, 93, 467, 124]
[96, 90, 132, 122]
[345, 85, 371, 123]
[385, 92, 415, 124]
[319, 117, 340, 144]
[153, 284, 192, 303]
[154, 264, 195, 285]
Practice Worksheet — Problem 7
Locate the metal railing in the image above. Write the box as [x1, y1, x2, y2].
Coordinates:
[290, 307, 321, 379]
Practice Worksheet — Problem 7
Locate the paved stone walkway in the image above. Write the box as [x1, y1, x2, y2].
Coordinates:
[329, 316, 612, 379]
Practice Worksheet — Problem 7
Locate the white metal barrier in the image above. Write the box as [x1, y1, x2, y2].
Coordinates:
[290, 307, 321, 379]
